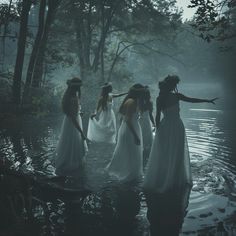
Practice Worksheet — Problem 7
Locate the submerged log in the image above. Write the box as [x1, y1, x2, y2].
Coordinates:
[1, 158, 91, 221]
[32, 175, 92, 202]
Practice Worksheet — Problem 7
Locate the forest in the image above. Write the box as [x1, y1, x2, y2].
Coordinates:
[0, 0, 235, 116]
[0, 0, 236, 236]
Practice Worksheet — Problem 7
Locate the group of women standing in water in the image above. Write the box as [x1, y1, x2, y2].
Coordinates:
[55, 75, 217, 194]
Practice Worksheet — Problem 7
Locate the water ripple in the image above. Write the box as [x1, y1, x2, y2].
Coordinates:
[0, 110, 236, 234]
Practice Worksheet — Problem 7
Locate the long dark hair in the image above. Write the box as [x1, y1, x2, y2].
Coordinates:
[100, 84, 112, 111]
[158, 75, 180, 110]
[140, 87, 153, 112]
[62, 77, 82, 115]
[119, 83, 145, 114]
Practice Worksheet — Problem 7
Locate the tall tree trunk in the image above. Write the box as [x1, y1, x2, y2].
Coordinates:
[23, 0, 46, 101]
[76, 26, 86, 79]
[0, 0, 12, 71]
[101, 47, 104, 82]
[12, 0, 31, 105]
[74, 1, 91, 80]
[31, 0, 59, 88]
[92, 3, 115, 72]
[100, 3, 105, 82]
[84, 0, 92, 67]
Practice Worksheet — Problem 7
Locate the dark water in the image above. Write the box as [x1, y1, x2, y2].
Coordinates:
[0, 108, 236, 235]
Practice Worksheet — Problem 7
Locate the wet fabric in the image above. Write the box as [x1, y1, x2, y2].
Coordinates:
[144, 101, 192, 193]
[106, 111, 143, 182]
[87, 100, 116, 144]
[140, 110, 153, 150]
[55, 108, 88, 176]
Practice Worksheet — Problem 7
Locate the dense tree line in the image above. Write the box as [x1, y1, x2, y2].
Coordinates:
[0, 0, 235, 108]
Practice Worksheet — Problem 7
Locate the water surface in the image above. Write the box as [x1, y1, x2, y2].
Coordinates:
[0, 108, 236, 235]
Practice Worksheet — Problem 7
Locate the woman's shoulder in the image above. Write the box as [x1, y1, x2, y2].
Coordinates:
[124, 98, 136, 106]
[122, 98, 136, 112]
[156, 92, 179, 100]
[108, 93, 113, 102]
[122, 98, 136, 114]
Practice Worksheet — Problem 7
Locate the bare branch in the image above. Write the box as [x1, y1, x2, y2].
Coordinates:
[108, 39, 186, 81]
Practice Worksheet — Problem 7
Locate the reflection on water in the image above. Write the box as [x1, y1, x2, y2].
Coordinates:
[145, 185, 192, 236]
[182, 108, 236, 235]
[0, 109, 236, 235]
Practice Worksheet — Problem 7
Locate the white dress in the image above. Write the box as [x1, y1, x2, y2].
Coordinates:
[55, 106, 88, 176]
[140, 110, 153, 151]
[106, 111, 143, 182]
[87, 99, 116, 144]
[143, 101, 192, 193]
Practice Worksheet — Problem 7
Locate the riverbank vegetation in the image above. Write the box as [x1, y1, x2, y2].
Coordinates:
[0, 0, 235, 118]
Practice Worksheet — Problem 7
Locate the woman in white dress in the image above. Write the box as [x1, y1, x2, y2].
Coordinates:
[55, 77, 88, 176]
[87, 83, 127, 144]
[139, 87, 155, 159]
[143, 75, 218, 193]
[106, 84, 146, 182]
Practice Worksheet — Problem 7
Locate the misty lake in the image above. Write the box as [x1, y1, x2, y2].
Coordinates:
[0, 105, 236, 235]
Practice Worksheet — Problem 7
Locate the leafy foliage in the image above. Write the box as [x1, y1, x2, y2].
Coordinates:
[189, 0, 236, 42]
[45, 0, 182, 82]
[0, 2, 20, 26]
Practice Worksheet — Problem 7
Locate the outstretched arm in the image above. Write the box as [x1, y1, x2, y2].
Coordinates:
[112, 92, 128, 98]
[177, 93, 218, 104]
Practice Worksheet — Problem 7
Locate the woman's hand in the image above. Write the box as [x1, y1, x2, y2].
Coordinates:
[134, 136, 141, 146]
[208, 97, 219, 104]
[81, 133, 89, 142]
[90, 113, 97, 120]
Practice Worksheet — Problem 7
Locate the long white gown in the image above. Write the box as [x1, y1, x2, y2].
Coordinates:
[143, 101, 192, 193]
[55, 106, 88, 176]
[87, 100, 116, 144]
[106, 111, 143, 182]
[140, 110, 153, 151]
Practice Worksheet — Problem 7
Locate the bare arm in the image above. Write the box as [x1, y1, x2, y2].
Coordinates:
[149, 109, 155, 127]
[112, 92, 128, 98]
[124, 99, 140, 145]
[155, 97, 161, 129]
[177, 93, 218, 104]
[95, 98, 103, 113]
[91, 98, 103, 119]
[69, 116, 86, 139]
[69, 98, 87, 140]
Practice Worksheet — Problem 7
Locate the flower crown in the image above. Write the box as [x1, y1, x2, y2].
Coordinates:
[101, 82, 112, 89]
[67, 77, 82, 87]
[159, 75, 180, 90]
[129, 86, 146, 92]
[164, 75, 180, 84]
